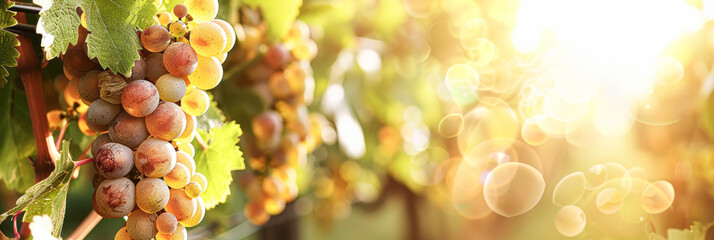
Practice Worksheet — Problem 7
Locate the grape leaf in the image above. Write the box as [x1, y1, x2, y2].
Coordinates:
[0, 1, 20, 87]
[241, 0, 302, 40]
[33, 0, 81, 59]
[193, 121, 245, 209]
[0, 140, 74, 238]
[196, 95, 225, 131]
[0, 75, 36, 192]
[35, 0, 156, 76]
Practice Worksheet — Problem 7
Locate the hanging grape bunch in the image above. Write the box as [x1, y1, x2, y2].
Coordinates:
[52, 1, 234, 239]
[228, 7, 324, 225]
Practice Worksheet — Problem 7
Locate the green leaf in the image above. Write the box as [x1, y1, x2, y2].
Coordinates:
[35, 0, 156, 76]
[34, 0, 81, 59]
[193, 121, 244, 209]
[241, 0, 302, 40]
[0, 75, 36, 191]
[196, 95, 226, 131]
[0, 141, 75, 238]
[0, 1, 20, 87]
[82, 0, 156, 76]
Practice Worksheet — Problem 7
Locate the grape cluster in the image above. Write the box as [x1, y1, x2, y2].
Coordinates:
[50, 1, 235, 239]
[229, 7, 323, 225]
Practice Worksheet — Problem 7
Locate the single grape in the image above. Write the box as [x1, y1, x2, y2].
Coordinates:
[176, 113, 196, 141]
[142, 25, 171, 53]
[177, 141, 195, 157]
[169, 21, 188, 38]
[190, 172, 207, 193]
[136, 138, 177, 177]
[78, 70, 101, 103]
[157, 12, 172, 26]
[264, 44, 289, 69]
[176, 151, 196, 175]
[252, 111, 283, 150]
[135, 177, 170, 213]
[157, 212, 178, 234]
[86, 99, 122, 131]
[244, 200, 269, 225]
[46, 110, 66, 131]
[163, 42, 198, 78]
[180, 196, 205, 227]
[54, 74, 70, 92]
[130, 58, 147, 82]
[114, 226, 132, 240]
[268, 72, 293, 99]
[184, 181, 202, 198]
[187, 56, 222, 90]
[122, 80, 160, 117]
[146, 101, 187, 141]
[155, 74, 187, 102]
[94, 143, 134, 179]
[189, 21, 227, 57]
[180, 88, 209, 116]
[62, 43, 98, 72]
[262, 175, 285, 197]
[126, 209, 158, 240]
[173, 4, 188, 18]
[185, 0, 218, 22]
[263, 196, 286, 215]
[155, 223, 186, 240]
[165, 163, 191, 189]
[211, 19, 235, 54]
[165, 188, 197, 221]
[145, 53, 170, 82]
[108, 112, 150, 149]
[94, 177, 135, 219]
[91, 133, 112, 157]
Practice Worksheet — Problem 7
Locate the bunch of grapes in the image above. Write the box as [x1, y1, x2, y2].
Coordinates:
[228, 7, 324, 225]
[49, 1, 237, 239]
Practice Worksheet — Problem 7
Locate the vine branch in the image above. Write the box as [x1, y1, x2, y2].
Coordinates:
[65, 210, 102, 240]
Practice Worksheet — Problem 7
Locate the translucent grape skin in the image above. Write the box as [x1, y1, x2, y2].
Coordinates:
[185, 0, 218, 22]
[94, 143, 134, 179]
[181, 88, 209, 116]
[180, 196, 205, 227]
[157, 12, 172, 26]
[252, 111, 283, 150]
[122, 80, 160, 117]
[190, 172, 208, 192]
[211, 19, 236, 54]
[187, 56, 222, 90]
[165, 163, 191, 189]
[163, 42, 198, 78]
[78, 112, 97, 135]
[86, 99, 122, 131]
[126, 209, 158, 240]
[155, 74, 187, 102]
[165, 188, 197, 221]
[145, 53, 170, 83]
[155, 223, 187, 240]
[142, 25, 171, 52]
[176, 151, 196, 175]
[115, 226, 132, 240]
[184, 181, 202, 198]
[177, 113, 196, 141]
[169, 20, 187, 38]
[135, 177, 170, 213]
[135, 138, 177, 177]
[78, 70, 101, 103]
[130, 58, 146, 82]
[94, 177, 135, 219]
[108, 112, 151, 149]
[156, 212, 178, 234]
[146, 102, 187, 141]
[173, 4, 187, 18]
[189, 21, 227, 57]
[177, 141, 195, 157]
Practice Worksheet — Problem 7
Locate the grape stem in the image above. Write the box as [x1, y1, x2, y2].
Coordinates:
[74, 158, 94, 169]
[66, 210, 102, 240]
[13, 209, 21, 239]
[195, 132, 209, 150]
[55, 121, 69, 150]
